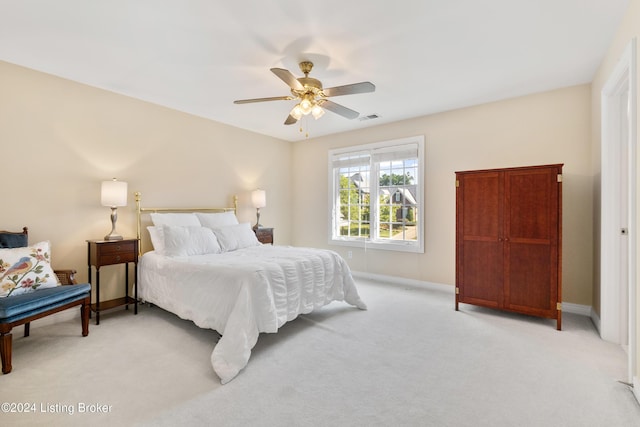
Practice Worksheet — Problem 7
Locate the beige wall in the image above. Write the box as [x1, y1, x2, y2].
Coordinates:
[293, 84, 593, 305]
[0, 61, 292, 300]
[0, 41, 612, 310]
[590, 0, 640, 385]
[0, 60, 595, 307]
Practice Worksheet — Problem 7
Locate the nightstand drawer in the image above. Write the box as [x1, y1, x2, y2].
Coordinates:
[94, 241, 137, 266]
[98, 241, 136, 255]
[98, 251, 136, 265]
[87, 239, 139, 268]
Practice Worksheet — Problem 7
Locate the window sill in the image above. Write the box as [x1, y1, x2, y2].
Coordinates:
[329, 238, 424, 253]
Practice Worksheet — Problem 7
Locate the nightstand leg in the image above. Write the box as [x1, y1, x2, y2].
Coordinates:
[87, 247, 92, 320]
[96, 269, 100, 325]
[125, 263, 129, 311]
[134, 262, 138, 315]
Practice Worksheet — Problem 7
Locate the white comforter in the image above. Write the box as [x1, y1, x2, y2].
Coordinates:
[138, 245, 367, 384]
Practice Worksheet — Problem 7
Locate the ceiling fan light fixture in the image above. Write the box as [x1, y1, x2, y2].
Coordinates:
[312, 104, 325, 119]
[300, 97, 313, 115]
[290, 104, 303, 120]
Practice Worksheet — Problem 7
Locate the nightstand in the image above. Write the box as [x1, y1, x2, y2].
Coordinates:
[253, 227, 274, 245]
[87, 238, 139, 324]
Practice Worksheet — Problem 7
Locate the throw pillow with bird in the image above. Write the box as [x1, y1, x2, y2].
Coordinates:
[0, 241, 60, 297]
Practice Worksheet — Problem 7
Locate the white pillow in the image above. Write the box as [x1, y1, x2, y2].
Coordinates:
[0, 241, 61, 298]
[161, 225, 222, 257]
[150, 213, 200, 227]
[212, 223, 260, 252]
[147, 226, 165, 254]
[196, 212, 239, 229]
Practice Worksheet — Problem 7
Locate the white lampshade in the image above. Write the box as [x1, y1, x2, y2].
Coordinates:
[101, 179, 128, 207]
[251, 189, 266, 208]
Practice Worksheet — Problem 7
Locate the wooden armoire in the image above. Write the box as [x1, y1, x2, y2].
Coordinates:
[455, 164, 563, 330]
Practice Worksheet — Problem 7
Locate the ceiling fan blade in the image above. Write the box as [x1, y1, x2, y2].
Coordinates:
[321, 100, 360, 120]
[284, 114, 298, 125]
[234, 96, 294, 104]
[323, 82, 375, 97]
[271, 68, 305, 91]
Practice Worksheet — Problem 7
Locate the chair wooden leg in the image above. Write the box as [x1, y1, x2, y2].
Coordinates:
[24, 322, 30, 337]
[81, 298, 90, 337]
[1, 332, 12, 374]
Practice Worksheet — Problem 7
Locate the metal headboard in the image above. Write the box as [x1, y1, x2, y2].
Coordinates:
[135, 192, 238, 256]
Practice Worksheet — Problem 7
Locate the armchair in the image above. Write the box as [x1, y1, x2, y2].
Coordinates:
[0, 227, 90, 374]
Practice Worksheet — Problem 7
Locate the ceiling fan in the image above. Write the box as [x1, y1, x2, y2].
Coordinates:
[233, 61, 375, 125]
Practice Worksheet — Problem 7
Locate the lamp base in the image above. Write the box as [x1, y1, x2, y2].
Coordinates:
[104, 233, 124, 241]
[104, 207, 123, 241]
[254, 208, 262, 231]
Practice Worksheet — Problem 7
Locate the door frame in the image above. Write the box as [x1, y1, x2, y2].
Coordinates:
[600, 37, 637, 384]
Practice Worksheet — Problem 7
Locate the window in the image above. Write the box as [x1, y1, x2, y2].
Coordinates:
[328, 136, 424, 253]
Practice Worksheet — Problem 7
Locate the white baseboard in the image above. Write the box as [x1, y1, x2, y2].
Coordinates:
[562, 302, 592, 317]
[352, 271, 593, 317]
[591, 310, 602, 335]
[351, 271, 454, 293]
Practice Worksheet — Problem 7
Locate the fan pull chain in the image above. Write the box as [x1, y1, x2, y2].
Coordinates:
[299, 117, 310, 138]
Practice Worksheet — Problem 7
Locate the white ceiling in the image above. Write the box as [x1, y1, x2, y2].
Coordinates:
[0, 0, 630, 142]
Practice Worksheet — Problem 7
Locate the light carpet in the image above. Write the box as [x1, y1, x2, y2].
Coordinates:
[1, 279, 639, 426]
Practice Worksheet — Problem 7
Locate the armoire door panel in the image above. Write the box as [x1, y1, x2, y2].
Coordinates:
[460, 240, 503, 306]
[461, 172, 501, 238]
[505, 169, 557, 241]
[505, 242, 556, 314]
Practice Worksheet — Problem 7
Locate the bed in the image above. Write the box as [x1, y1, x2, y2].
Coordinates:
[135, 193, 367, 384]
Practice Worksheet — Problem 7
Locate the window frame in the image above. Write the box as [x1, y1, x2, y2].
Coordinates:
[328, 135, 425, 253]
